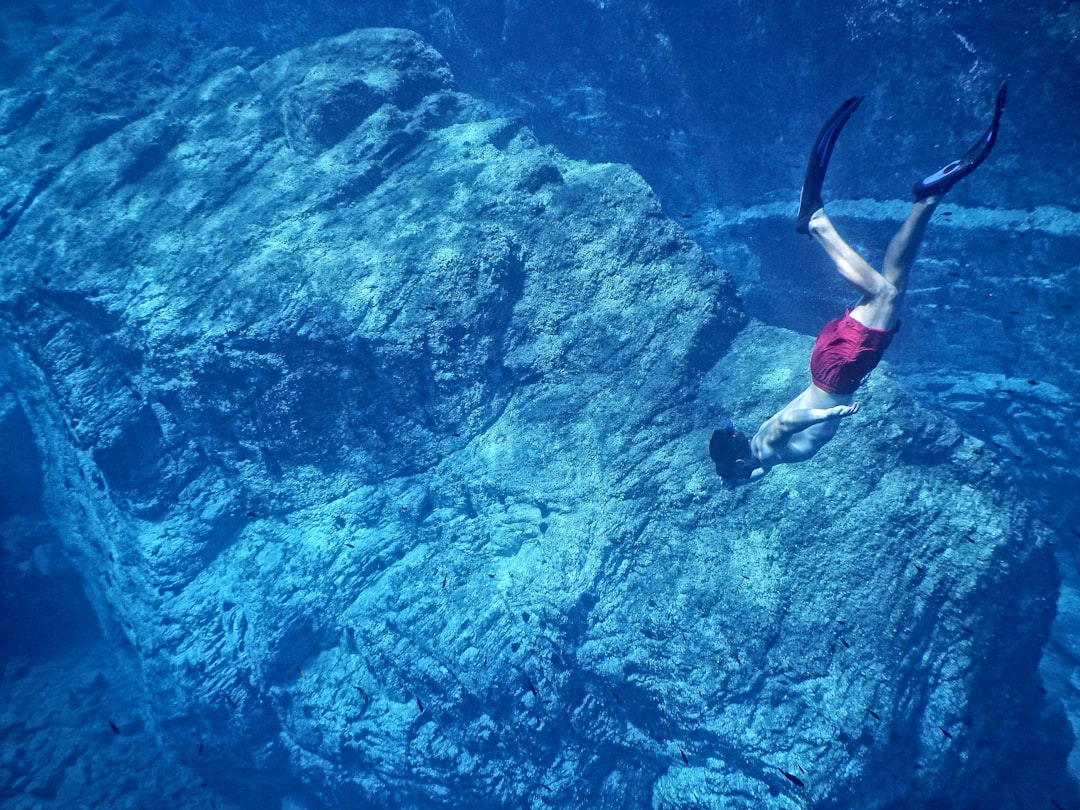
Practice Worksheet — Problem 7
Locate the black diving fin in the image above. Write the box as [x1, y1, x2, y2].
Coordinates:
[913, 81, 1007, 200]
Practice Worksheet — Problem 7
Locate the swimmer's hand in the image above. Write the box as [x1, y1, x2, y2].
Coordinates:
[827, 402, 860, 419]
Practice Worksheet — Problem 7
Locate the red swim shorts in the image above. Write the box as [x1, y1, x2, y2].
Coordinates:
[809, 310, 897, 395]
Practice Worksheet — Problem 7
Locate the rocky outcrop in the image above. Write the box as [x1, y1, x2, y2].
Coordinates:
[0, 3, 1073, 808]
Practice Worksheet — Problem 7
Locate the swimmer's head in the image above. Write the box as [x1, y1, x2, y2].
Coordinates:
[709, 422, 756, 480]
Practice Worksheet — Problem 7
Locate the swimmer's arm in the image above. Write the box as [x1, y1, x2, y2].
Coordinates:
[777, 403, 860, 434]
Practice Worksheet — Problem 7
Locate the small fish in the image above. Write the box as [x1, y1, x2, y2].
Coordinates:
[344, 542, 355, 548]
[416, 697, 425, 713]
[914, 563, 925, 573]
[741, 574, 751, 581]
[734, 653, 741, 665]
[939, 726, 953, 740]
[442, 574, 447, 589]
[1027, 379, 1038, 385]
[198, 740, 204, 756]
[867, 709, 882, 721]
[423, 305, 437, 311]
[525, 675, 538, 698]
[483, 654, 488, 667]
[610, 688, 624, 704]
[540, 784, 554, 793]
[297, 666, 307, 678]
[354, 685, 370, 702]
[224, 693, 238, 709]
[840, 637, 850, 649]
[109, 721, 121, 735]
[678, 745, 689, 765]
[778, 767, 805, 787]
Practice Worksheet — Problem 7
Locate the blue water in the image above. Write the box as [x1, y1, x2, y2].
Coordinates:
[2, 1, 1079, 808]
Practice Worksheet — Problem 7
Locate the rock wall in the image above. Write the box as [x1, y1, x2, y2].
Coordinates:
[0, 3, 1075, 808]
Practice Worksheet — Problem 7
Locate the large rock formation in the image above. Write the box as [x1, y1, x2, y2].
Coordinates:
[0, 3, 1074, 808]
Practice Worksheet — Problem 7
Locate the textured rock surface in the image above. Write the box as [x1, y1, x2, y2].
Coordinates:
[1, 3, 1075, 808]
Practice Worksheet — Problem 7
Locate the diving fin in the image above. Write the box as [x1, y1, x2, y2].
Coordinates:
[913, 81, 1007, 200]
[795, 95, 864, 235]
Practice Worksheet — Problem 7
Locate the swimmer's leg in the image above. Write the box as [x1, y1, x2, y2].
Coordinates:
[796, 96, 864, 234]
[806, 209, 888, 301]
[883, 196, 940, 292]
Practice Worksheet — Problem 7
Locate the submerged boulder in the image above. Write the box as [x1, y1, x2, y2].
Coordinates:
[0, 5, 1072, 809]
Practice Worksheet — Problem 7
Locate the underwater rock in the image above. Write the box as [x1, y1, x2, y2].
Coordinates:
[0, 4, 1073, 809]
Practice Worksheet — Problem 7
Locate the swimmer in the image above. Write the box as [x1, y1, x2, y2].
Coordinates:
[711, 83, 1007, 481]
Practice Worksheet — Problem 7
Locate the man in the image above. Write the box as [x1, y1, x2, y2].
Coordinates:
[711, 83, 1007, 481]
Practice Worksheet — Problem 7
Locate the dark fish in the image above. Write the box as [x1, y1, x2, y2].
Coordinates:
[198, 740, 204, 756]
[525, 675, 538, 698]
[1027, 379, 1039, 385]
[423, 305, 437, 311]
[297, 666, 306, 678]
[416, 697, 425, 713]
[109, 721, 121, 735]
[867, 709, 882, 721]
[840, 637, 850, 649]
[778, 768, 804, 787]
[224, 693, 237, 709]
[741, 575, 751, 580]
[734, 653, 741, 665]
[354, 685, 370, 702]
[541, 784, 554, 793]
[610, 688, 624, 704]
[344, 542, 355, 548]
[939, 726, 953, 740]
[914, 563, 925, 573]
[678, 745, 689, 765]
[442, 574, 447, 589]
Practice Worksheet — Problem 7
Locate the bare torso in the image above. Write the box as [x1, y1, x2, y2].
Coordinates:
[750, 384, 856, 473]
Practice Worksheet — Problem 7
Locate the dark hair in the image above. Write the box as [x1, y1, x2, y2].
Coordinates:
[709, 426, 754, 480]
